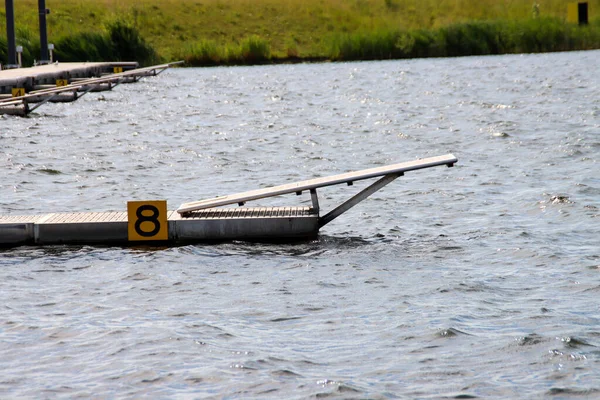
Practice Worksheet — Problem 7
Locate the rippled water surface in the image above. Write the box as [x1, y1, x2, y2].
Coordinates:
[1, 51, 599, 398]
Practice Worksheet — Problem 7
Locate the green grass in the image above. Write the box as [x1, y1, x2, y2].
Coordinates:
[0, 19, 158, 66]
[328, 18, 600, 60]
[1, 0, 599, 66]
[52, 20, 158, 66]
[180, 35, 271, 66]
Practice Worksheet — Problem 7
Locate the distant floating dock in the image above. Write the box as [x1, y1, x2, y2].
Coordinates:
[0, 61, 182, 116]
[0, 154, 457, 247]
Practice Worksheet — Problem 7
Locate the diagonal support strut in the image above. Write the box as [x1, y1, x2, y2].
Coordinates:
[319, 173, 401, 228]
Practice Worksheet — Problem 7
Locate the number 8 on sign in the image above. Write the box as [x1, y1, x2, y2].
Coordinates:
[127, 200, 168, 241]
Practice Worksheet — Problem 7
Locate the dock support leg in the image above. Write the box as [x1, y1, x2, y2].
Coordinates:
[319, 173, 400, 227]
[310, 189, 320, 214]
[28, 91, 73, 112]
[76, 84, 101, 99]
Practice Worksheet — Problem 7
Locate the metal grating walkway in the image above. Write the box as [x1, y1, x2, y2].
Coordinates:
[180, 206, 314, 220]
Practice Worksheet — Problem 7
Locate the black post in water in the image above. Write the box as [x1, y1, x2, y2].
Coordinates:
[5, 0, 17, 67]
[38, 0, 50, 63]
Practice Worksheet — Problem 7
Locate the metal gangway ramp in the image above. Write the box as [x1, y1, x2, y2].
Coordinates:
[178, 154, 457, 228]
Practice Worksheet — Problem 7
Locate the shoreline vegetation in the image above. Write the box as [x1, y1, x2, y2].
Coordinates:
[1, 0, 599, 67]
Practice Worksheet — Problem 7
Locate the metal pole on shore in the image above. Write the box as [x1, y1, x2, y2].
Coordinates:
[5, 0, 18, 68]
[38, 0, 50, 64]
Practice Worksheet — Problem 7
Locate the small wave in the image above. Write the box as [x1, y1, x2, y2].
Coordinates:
[580, 285, 600, 293]
[123, 272, 150, 281]
[270, 316, 302, 323]
[271, 369, 303, 378]
[314, 379, 362, 396]
[549, 195, 573, 204]
[540, 193, 574, 205]
[547, 387, 600, 396]
[317, 281, 348, 288]
[37, 168, 62, 175]
[316, 234, 372, 248]
[140, 376, 164, 384]
[32, 113, 65, 119]
[180, 235, 373, 258]
[454, 282, 490, 293]
[434, 245, 464, 252]
[560, 336, 595, 348]
[32, 269, 66, 273]
[257, 388, 279, 395]
[517, 333, 546, 346]
[229, 363, 258, 370]
[336, 384, 362, 394]
[548, 349, 587, 361]
[436, 327, 471, 338]
[184, 377, 203, 383]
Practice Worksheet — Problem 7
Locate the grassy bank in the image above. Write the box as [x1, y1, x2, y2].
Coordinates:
[329, 17, 600, 61]
[1, 0, 599, 66]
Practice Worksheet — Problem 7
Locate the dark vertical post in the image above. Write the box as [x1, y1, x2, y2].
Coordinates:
[38, 0, 50, 63]
[578, 2, 589, 25]
[5, 0, 17, 67]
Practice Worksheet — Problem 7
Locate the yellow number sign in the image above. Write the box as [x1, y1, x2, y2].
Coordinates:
[127, 200, 168, 241]
[113, 66, 123, 73]
[12, 88, 25, 97]
[56, 79, 68, 87]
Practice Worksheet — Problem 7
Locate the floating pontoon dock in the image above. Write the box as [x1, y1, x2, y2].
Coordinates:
[0, 154, 456, 247]
[0, 61, 182, 116]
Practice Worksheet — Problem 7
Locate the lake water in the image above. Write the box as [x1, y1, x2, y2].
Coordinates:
[1, 50, 599, 398]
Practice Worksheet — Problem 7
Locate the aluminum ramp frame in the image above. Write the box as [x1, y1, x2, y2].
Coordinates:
[178, 154, 457, 227]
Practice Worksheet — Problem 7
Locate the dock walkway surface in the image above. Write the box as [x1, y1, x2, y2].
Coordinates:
[0, 61, 181, 115]
[0, 155, 457, 247]
[0, 62, 138, 90]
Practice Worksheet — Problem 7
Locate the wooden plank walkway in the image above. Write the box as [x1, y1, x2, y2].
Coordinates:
[177, 154, 457, 214]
